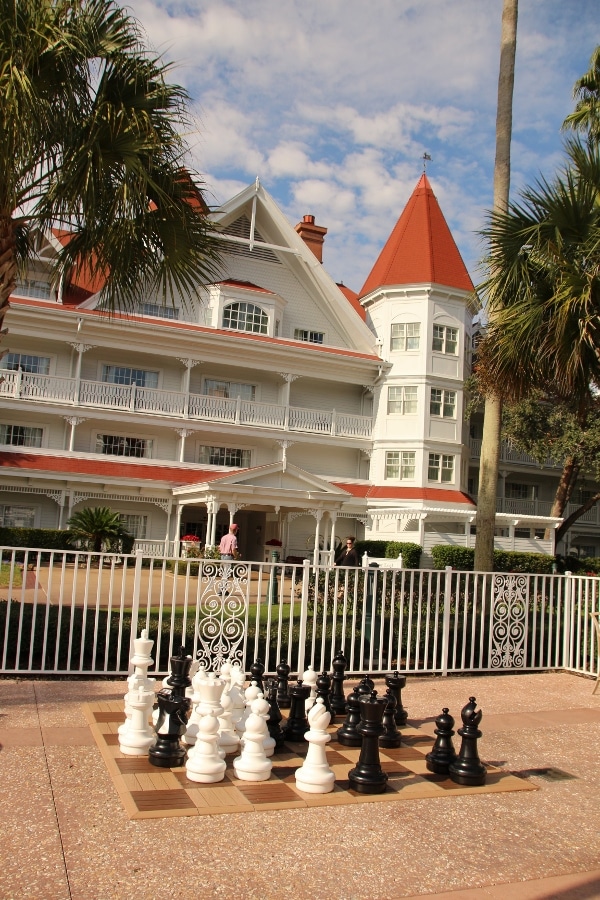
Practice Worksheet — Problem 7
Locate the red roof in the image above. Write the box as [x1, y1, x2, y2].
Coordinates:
[337, 283, 366, 321]
[360, 175, 473, 297]
[52, 229, 107, 300]
[0, 452, 237, 486]
[332, 482, 475, 505]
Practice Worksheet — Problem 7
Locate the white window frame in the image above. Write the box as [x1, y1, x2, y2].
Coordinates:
[95, 432, 154, 458]
[141, 302, 180, 320]
[101, 364, 160, 389]
[432, 324, 459, 355]
[385, 450, 416, 480]
[198, 445, 252, 467]
[428, 453, 455, 483]
[0, 504, 37, 527]
[390, 322, 420, 352]
[2, 352, 52, 375]
[204, 379, 256, 401]
[430, 388, 456, 418]
[387, 385, 418, 415]
[222, 301, 268, 334]
[294, 329, 325, 344]
[0, 423, 44, 448]
[118, 514, 148, 539]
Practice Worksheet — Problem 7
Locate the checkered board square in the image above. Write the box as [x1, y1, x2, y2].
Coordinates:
[83, 701, 536, 820]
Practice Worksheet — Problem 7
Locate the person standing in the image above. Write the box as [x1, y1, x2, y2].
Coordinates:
[335, 536, 360, 567]
[219, 524, 239, 560]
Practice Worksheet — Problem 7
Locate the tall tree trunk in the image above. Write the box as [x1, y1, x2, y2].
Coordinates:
[0, 214, 17, 310]
[474, 0, 518, 572]
[545, 455, 580, 541]
[556, 492, 600, 544]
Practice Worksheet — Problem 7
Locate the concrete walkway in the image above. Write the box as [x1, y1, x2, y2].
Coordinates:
[1, 671, 599, 900]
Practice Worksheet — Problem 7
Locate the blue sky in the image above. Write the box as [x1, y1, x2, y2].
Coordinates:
[128, 0, 598, 292]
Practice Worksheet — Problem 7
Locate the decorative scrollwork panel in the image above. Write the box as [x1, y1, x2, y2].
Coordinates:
[490, 574, 528, 668]
[196, 562, 249, 669]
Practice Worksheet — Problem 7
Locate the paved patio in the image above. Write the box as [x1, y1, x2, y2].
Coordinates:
[1, 671, 599, 900]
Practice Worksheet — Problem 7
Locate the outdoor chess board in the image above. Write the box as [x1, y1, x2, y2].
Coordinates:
[83, 701, 537, 820]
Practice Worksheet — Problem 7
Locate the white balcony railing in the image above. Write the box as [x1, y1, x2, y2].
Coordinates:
[0, 370, 373, 439]
[470, 437, 560, 469]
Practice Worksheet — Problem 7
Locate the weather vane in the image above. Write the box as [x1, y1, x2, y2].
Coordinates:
[422, 153, 432, 172]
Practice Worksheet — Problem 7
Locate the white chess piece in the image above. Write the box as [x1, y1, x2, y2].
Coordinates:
[237, 679, 261, 737]
[253, 693, 276, 757]
[295, 698, 335, 794]
[232, 697, 273, 781]
[120, 687, 157, 756]
[228, 664, 246, 734]
[303, 665, 318, 712]
[218, 689, 240, 755]
[183, 664, 210, 745]
[119, 630, 155, 745]
[185, 713, 227, 783]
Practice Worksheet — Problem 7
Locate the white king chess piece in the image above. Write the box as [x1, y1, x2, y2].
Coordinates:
[119, 630, 155, 748]
[232, 696, 273, 782]
[295, 698, 335, 794]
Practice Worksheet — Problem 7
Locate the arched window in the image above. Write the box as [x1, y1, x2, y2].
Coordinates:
[222, 302, 268, 334]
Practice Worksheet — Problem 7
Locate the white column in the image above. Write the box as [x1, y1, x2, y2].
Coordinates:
[174, 505, 184, 551]
[176, 428, 193, 463]
[311, 509, 323, 566]
[63, 416, 87, 452]
[329, 512, 337, 552]
[208, 499, 218, 546]
[68, 342, 94, 403]
[177, 358, 201, 418]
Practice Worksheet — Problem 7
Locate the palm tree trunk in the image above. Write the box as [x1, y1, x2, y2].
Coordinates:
[474, 0, 518, 572]
[0, 214, 17, 311]
[545, 455, 580, 541]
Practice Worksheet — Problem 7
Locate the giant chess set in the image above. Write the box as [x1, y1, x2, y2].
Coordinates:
[83, 632, 536, 819]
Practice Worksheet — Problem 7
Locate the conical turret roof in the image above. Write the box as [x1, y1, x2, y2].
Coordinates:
[359, 174, 473, 297]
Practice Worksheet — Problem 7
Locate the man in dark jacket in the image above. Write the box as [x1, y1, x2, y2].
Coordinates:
[335, 536, 360, 567]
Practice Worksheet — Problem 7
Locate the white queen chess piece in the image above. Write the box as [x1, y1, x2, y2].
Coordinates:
[295, 698, 335, 794]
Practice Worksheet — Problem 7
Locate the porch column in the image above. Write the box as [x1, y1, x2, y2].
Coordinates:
[177, 358, 201, 418]
[329, 512, 338, 552]
[208, 499, 218, 546]
[227, 502, 246, 526]
[465, 515, 476, 548]
[63, 416, 87, 452]
[164, 503, 173, 552]
[278, 374, 299, 430]
[509, 519, 519, 551]
[176, 428, 194, 462]
[68, 342, 94, 403]
[417, 513, 427, 548]
[498, 469, 508, 513]
[174, 505, 184, 552]
[310, 509, 323, 566]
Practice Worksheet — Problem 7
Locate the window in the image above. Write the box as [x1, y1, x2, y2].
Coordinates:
[205, 379, 255, 401]
[119, 514, 147, 539]
[222, 301, 268, 334]
[141, 303, 180, 320]
[198, 446, 251, 467]
[387, 386, 417, 415]
[0, 424, 43, 447]
[432, 324, 458, 355]
[390, 322, 420, 351]
[430, 388, 456, 418]
[14, 279, 51, 300]
[385, 451, 416, 479]
[294, 329, 324, 344]
[0, 505, 35, 527]
[102, 366, 159, 388]
[505, 482, 536, 500]
[428, 453, 454, 483]
[3, 353, 50, 375]
[96, 434, 153, 458]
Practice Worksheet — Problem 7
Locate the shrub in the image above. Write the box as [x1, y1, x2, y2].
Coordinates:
[385, 542, 422, 569]
[0, 527, 73, 550]
[431, 545, 557, 574]
[558, 555, 600, 575]
[431, 545, 475, 570]
[354, 540, 387, 558]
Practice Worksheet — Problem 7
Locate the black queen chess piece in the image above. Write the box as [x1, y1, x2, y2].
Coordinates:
[385, 670, 408, 726]
[149, 647, 193, 768]
[336, 685, 363, 747]
[281, 680, 311, 742]
[348, 690, 388, 794]
[426, 708, 457, 775]
[330, 651, 348, 717]
[276, 659, 291, 708]
[449, 697, 486, 786]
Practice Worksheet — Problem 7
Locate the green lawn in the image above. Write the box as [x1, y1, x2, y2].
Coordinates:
[0, 564, 22, 588]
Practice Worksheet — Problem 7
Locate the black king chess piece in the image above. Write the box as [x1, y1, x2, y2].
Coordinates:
[449, 697, 486, 786]
[276, 659, 291, 708]
[149, 646, 192, 768]
[266, 678, 285, 749]
[379, 688, 402, 748]
[336, 684, 363, 747]
[348, 690, 388, 794]
[385, 671, 408, 726]
[426, 708, 457, 775]
[330, 651, 348, 717]
[250, 658, 265, 693]
[281, 679, 310, 742]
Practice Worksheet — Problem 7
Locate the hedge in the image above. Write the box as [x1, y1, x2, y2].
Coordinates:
[0, 527, 135, 554]
[430, 544, 556, 574]
[385, 541, 422, 569]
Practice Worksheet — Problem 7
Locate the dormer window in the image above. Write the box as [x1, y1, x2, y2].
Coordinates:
[222, 301, 268, 334]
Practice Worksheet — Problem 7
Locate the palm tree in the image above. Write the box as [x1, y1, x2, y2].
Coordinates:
[562, 46, 600, 141]
[67, 506, 131, 553]
[0, 0, 221, 325]
[474, 0, 518, 572]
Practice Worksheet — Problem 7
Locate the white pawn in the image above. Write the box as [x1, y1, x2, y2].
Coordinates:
[185, 713, 226, 783]
[218, 689, 240, 755]
[183, 663, 209, 745]
[233, 697, 272, 782]
[295, 698, 335, 794]
[119, 630, 155, 741]
[229, 664, 246, 734]
[253, 693, 276, 757]
[303, 665, 318, 712]
[237, 680, 261, 737]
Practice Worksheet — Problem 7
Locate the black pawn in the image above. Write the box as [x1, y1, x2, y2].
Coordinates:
[315, 671, 333, 717]
[250, 658, 265, 693]
[449, 697, 486, 786]
[281, 680, 310, 742]
[149, 647, 192, 768]
[330, 651, 348, 717]
[336, 686, 363, 747]
[356, 675, 375, 697]
[379, 688, 402, 748]
[385, 671, 408, 726]
[426, 708, 457, 775]
[266, 678, 285, 749]
[348, 691, 388, 794]
[276, 659, 291, 708]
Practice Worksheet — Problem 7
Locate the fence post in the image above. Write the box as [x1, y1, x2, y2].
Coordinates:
[128, 550, 144, 674]
[296, 559, 311, 675]
[441, 566, 453, 677]
[563, 570, 573, 670]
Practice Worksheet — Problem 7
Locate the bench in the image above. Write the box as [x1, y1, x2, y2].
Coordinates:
[361, 552, 403, 569]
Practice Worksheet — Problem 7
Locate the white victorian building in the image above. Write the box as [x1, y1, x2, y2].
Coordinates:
[0, 174, 565, 563]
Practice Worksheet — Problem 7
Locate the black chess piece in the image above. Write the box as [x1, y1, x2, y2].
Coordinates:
[250, 658, 265, 693]
[449, 697, 486, 786]
[266, 678, 285, 749]
[356, 675, 375, 697]
[385, 671, 408, 726]
[336, 685, 363, 747]
[276, 659, 291, 708]
[348, 690, 388, 794]
[330, 651, 348, 717]
[379, 687, 402, 748]
[315, 671, 333, 717]
[149, 647, 192, 768]
[281, 680, 310, 742]
[426, 708, 457, 775]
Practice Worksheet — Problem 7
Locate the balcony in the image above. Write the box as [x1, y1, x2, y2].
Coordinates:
[469, 438, 560, 469]
[473, 495, 600, 528]
[0, 370, 373, 439]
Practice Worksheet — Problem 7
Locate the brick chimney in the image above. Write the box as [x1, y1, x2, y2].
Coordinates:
[295, 214, 327, 263]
